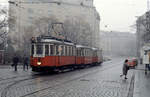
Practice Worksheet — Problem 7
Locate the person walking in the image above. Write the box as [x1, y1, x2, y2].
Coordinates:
[143, 51, 149, 74]
[23, 55, 29, 71]
[12, 55, 19, 71]
[120, 59, 129, 79]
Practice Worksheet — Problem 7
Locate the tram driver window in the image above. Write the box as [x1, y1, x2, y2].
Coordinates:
[31, 45, 34, 56]
[36, 45, 43, 55]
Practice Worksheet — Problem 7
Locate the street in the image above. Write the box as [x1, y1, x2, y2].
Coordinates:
[0, 0, 149, 97]
[0, 58, 134, 97]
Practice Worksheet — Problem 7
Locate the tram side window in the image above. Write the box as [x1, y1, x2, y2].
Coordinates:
[36, 45, 43, 55]
[72, 47, 74, 56]
[61, 46, 64, 56]
[68, 46, 69, 56]
[96, 51, 98, 57]
[65, 46, 67, 56]
[83, 49, 85, 56]
[80, 49, 82, 56]
[68, 46, 70, 56]
[82, 49, 84, 56]
[50, 45, 54, 55]
[31, 45, 34, 56]
[79, 50, 81, 56]
[74, 47, 76, 56]
[93, 52, 95, 57]
[79, 49, 81, 56]
[45, 45, 49, 56]
[77, 49, 79, 56]
[56, 45, 59, 55]
[69, 47, 71, 56]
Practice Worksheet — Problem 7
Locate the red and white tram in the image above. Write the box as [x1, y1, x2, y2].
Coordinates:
[30, 36, 103, 72]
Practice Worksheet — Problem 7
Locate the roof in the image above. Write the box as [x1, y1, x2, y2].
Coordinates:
[76, 45, 92, 49]
[32, 36, 74, 46]
[91, 47, 98, 51]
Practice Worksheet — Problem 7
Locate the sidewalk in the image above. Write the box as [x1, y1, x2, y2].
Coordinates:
[0, 63, 28, 69]
[133, 64, 150, 97]
[0, 65, 24, 69]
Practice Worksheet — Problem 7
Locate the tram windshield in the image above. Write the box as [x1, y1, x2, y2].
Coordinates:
[36, 44, 43, 55]
[31, 45, 34, 56]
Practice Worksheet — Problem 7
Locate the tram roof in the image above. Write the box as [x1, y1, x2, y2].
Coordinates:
[32, 36, 74, 46]
[41, 39, 62, 43]
[76, 45, 92, 49]
[91, 47, 98, 51]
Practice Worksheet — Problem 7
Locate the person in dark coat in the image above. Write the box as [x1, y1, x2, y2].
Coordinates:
[23, 55, 29, 71]
[120, 59, 129, 79]
[12, 55, 19, 71]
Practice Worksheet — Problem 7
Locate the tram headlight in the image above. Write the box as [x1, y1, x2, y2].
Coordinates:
[37, 62, 41, 65]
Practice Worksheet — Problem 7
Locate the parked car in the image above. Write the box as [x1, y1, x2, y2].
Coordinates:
[127, 58, 138, 69]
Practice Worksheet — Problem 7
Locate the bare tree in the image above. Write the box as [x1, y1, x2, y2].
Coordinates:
[19, 16, 58, 55]
[64, 16, 93, 46]
[32, 16, 58, 36]
[10, 16, 94, 56]
[0, 5, 8, 50]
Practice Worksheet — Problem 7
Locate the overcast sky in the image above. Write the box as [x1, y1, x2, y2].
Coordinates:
[0, 0, 148, 32]
[94, 0, 147, 32]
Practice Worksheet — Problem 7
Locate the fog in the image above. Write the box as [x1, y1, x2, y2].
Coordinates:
[101, 31, 137, 57]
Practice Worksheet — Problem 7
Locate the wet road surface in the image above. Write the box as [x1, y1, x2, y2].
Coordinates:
[0, 58, 134, 97]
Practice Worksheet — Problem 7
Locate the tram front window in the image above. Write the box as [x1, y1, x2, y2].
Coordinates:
[36, 45, 43, 55]
[31, 45, 34, 56]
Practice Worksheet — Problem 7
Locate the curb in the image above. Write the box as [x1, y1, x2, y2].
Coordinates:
[127, 72, 135, 97]
[133, 70, 140, 97]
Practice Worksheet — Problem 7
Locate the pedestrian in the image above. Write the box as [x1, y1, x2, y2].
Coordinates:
[143, 51, 149, 74]
[23, 55, 29, 71]
[12, 54, 19, 71]
[120, 59, 129, 79]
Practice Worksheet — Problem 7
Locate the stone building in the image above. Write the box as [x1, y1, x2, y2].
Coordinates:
[9, 0, 101, 54]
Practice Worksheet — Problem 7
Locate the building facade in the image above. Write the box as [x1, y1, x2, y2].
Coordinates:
[9, 0, 101, 54]
[136, 11, 150, 57]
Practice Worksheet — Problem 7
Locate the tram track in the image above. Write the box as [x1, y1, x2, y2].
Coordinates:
[1, 60, 123, 97]
[0, 75, 44, 97]
[0, 72, 38, 82]
[0, 73, 40, 85]
[20, 62, 122, 97]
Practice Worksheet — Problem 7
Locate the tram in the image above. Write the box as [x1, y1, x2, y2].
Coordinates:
[30, 36, 103, 72]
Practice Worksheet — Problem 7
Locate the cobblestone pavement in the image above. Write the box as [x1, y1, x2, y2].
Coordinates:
[0, 58, 134, 97]
[133, 64, 150, 97]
